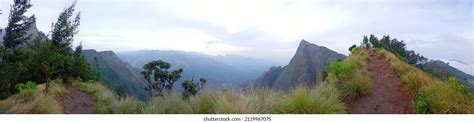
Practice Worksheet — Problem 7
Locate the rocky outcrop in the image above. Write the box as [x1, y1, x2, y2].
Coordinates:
[254, 40, 346, 90]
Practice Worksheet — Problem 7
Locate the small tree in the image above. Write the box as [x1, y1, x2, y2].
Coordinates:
[141, 60, 183, 97]
[361, 36, 371, 49]
[30, 40, 59, 93]
[181, 77, 206, 99]
[50, 1, 80, 83]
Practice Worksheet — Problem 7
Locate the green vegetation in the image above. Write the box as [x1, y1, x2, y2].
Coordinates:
[141, 60, 183, 97]
[363, 34, 427, 65]
[182, 78, 207, 99]
[72, 79, 347, 114]
[276, 84, 346, 114]
[377, 49, 473, 113]
[0, 82, 66, 114]
[15, 81, 37, 98]
[0, 0, 100, 99]
[327, 47, 372, 100]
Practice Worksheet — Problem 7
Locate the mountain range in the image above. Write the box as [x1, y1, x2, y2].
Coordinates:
[117, 50, 276, 89]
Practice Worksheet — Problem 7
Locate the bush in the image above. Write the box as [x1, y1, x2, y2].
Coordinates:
[327, 48, 372, 101]
[328, 61, 355, 80]
[15, 81, 37, 99]
[276, 84, 346, 114]
[400, 71, 430, 95]
[413, 89, 430, 114]
[417, 80, 473, 113]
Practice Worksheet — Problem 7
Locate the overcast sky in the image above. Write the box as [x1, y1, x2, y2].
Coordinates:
[0, 0, 473, 74]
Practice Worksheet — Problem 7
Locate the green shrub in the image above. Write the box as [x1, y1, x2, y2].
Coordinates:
[328, 61, 355, 80]
[416, 80, 473, 113]
[413, 89, 430, 114]
[15, 81, 37, 99]
[400, 71, 429, 95]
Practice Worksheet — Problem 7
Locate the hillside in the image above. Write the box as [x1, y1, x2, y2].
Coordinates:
[83, 50, 149, 100]
[117, 50, 275, 89]
[418, 60, 474, 92]
[254, 40, 346, 90]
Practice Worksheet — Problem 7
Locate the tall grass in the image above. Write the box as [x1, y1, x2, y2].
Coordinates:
[327, 47, 372, 100]
[0, 82, 64, 114]
[73, 80, 347, 114]
[276, 84, 346, 114]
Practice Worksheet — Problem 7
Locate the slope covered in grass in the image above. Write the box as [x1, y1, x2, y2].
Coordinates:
[376, 49, 474, 113]
[326, 47, 372, 101]
[0, 80, 66, 114]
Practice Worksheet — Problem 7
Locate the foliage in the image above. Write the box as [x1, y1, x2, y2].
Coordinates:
[0, 0, 36, 99]
[182, 78, 207, 99]
[0, 83, 63, 114]
[50, 1, 81, 84]
[413, 87, 430, 114]
[72, 43, 100, 81]
[327, 47, 372, 100]
[2, 0, 35, 50]
[328, 61, 355, 80]
[364, 34, 427, 65]
[141, 60, 183, 97]
[361, 36, 371, 48]
[416, 79, 474, 113]
[15, 81, 37, 99]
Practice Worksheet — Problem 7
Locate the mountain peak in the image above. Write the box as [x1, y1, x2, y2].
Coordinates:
[299, 39, 311, 47]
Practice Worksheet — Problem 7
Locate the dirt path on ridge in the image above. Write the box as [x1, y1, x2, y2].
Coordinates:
[57, 83, 97, 114]
[347, 50, 414, 114]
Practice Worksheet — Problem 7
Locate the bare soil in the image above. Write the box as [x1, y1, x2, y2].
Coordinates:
[348, 50, 414, 114]
[57, 83, 97, 114]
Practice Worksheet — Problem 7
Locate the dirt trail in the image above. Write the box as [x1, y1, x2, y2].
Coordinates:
[348, 50, 414, 114]
[57, 83, 96, 114]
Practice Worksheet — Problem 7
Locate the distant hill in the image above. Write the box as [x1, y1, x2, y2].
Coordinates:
[117, 50, 276, 89]
[83, 50, 149, 100]
[254, 40, 346, 90]
[418, 60, 474, 92]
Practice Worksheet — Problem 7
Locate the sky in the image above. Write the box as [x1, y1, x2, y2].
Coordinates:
[0, 0, 473, 75]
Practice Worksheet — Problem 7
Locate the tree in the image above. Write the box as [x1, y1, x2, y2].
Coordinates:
[0, 0, 36, 99]
[141, 60, 183, 97]
[30, 40, 59, 93]
[165, 68, 183, 95]
[181, 77, 206, 99]
[71, 43, 100, 81]
[369, 34, 380, 48]
[364, 34, 427, 65]
[361, 36, 371, 49]
[2, 0, 35, 52]
[50, 0, 80, 83]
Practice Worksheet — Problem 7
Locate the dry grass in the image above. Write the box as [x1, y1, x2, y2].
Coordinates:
[0, 83, 64, 114]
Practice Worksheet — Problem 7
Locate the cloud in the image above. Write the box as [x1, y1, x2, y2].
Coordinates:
[0, 0, 472, 72]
